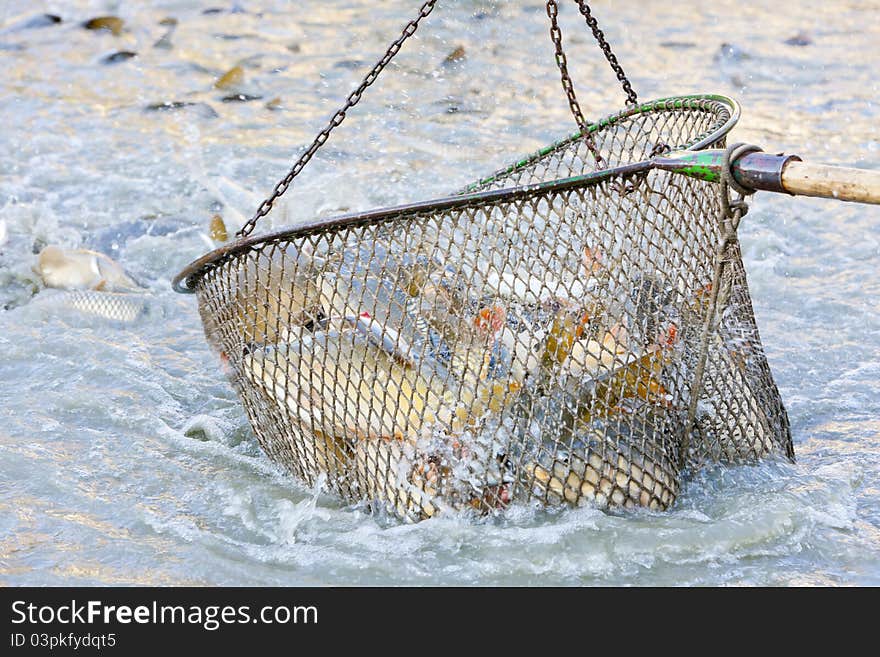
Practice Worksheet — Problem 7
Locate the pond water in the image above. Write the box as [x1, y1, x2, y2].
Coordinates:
[1, 0, 878, 585]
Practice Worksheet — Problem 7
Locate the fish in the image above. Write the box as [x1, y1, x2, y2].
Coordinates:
[339, 288, 518, 432]
[566, 323, 634, 379]
[539, 310, 583, 369]
[214, 65, 244, 90]
[599, 349, 672, 408]
[435, 304, 529, 430]
[30, 289, 148, 323]
[348, 311, 418, 366]
[239, 335, 352, 480]
[497, 324, 542, 381]
[320, 272, 394, 325]
[524, 410, 681, 510]
[83, 16, 124, 36]
[3, 14, 61, 32]
[0, 219, 7, 248]
[153, 17, 177, 49]
[330, 242, 440, 296]
[353, 438, 443, 521]
[317, 259, 450, 367]
[101, 51, 137, 65]
[144, 101, 219, 119]
[245, 383, 351, 481]
[239, 329, 457, 445]
[230, 246, 321, 348]
[221, 94, 263, 103]
[784, 32, 812, 47]
[581, 245, 603, 277]
[34, 245, 144, 292]
[209, 215, 228, 242]
[484, 244, 605, 308]
[333, 59, 364, 70]
[239, 319, 512, 520]
[517, 316, 683, 512]
[443, 45, 466, 65]
[485, 267, 587, 306]
[404, 281, 535, 427]
[413, 268, 477, 341]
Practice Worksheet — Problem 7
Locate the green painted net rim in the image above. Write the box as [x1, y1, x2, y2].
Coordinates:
[172, 93, 740, 294]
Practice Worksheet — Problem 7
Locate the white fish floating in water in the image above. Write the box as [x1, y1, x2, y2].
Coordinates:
[33, 245, 144, 292]
[30, 289, 148, 323]
[0, 219, 7, 247]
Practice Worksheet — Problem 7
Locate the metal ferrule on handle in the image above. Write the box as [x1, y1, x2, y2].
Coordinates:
[655, 149, 880, 205]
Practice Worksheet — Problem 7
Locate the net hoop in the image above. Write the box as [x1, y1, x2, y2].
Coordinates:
[171, 91, 791, 520]
[174, 94, 740, 294]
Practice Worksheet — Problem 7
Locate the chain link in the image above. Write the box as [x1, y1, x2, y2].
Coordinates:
[545, 0, 605, 168]
[237, 0, 437, 238]
[570, 0, 638, 106]
[240, 0, 637, 238]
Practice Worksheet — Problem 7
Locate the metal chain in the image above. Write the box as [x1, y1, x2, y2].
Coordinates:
[545, 0, 605, 168]
[237, 0, 437, 238]
[570, 0, 638, 106]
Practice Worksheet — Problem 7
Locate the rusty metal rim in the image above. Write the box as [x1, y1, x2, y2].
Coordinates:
[172, 93, 740, 294]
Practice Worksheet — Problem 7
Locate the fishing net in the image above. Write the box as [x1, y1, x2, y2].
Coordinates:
[174, 1, 792, 520]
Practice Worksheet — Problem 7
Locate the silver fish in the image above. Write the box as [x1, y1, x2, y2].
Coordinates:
[30, 289, 148, 322]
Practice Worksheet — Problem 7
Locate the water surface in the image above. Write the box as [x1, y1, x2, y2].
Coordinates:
[1, 0, 878, 585]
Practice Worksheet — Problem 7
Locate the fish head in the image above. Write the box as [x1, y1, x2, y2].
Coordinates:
[35, 245, 66, 276]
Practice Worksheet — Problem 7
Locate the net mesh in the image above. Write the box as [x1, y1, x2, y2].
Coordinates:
[179, 96, 792, 521]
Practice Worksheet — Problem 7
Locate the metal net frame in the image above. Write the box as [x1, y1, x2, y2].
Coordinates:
[174, 2, 793, 521]
[175, 95, 792, 521]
